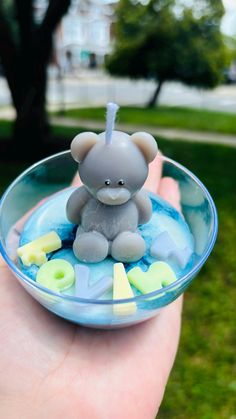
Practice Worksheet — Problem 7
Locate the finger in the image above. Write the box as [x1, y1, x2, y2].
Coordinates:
[71, 294, 183, 418]
[146, 295, 183, 414]
[144, 152, 163, 194]
[158, 176, 182, 212]
[71, 173, 83, 187]
[0, 255, 6, 268]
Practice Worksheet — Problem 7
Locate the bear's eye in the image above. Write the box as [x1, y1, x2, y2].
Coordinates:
[105, 179, 111, 186]
[118, 179, 125, 186]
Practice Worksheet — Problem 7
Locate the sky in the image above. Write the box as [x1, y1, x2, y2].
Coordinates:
[222, 0, 236, 36]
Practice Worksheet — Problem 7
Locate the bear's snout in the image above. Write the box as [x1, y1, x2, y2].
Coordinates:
[97, 187, 131, 206]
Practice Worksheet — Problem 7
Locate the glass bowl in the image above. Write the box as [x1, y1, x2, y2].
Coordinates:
[0, 151, 218, 329]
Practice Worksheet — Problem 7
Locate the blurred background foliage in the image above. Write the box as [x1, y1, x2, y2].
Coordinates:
[106, 0, 230, 106]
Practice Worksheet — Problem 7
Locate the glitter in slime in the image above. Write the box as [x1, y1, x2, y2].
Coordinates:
[16, 103, 195, 324]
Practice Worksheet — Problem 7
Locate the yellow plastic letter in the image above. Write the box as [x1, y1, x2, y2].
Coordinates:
[17, 231, 62, 267]
[127, 261, 176, 295]
[113, 263, 137, 316]
[36, 259, 75, 292]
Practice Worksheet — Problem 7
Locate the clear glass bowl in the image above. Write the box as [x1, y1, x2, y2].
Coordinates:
[0, 151, 218, 329]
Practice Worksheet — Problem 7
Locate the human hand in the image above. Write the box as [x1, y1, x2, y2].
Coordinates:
[0, 154, 183, 419]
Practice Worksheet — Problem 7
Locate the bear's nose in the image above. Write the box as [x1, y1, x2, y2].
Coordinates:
[97, 187, 131, 205]
[108, 189, 121, 200]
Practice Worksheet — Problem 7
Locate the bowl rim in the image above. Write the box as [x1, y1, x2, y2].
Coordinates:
[0, 150, 218, 306]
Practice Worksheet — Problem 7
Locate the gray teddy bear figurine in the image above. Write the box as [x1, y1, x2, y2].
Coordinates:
[66, 106, 158, 263]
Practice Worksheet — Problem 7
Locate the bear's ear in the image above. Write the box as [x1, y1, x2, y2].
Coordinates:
[130, 132, 158, 163]
[71, 132, 100, 163]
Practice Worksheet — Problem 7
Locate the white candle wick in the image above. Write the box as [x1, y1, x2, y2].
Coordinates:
[105, 102, 119, 145]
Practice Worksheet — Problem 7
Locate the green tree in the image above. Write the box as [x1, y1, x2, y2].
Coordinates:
[0, 0, 71, 157]
[106, 0, 228, 107]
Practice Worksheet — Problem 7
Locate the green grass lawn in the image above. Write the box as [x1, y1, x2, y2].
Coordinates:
[157, 141, 236, 419]
[0, 123, 235, 418]
[0, 120, 81, 144]
[55, 106, 236, 135]
[0, 119, 13, 138]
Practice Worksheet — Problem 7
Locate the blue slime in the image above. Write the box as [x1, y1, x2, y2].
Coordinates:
[18, 188, 195, 302]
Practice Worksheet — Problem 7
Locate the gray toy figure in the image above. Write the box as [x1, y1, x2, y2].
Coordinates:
[66, 103, 158, 263]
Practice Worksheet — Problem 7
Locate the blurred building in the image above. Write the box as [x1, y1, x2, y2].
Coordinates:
[222, 0, 236, 37]
[34, 0, 117, 73]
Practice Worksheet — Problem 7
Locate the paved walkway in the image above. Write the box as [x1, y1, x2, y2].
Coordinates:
[1, 74, 236, 112]
[1, 107, 235, 147]
[51, 116, 236, 148]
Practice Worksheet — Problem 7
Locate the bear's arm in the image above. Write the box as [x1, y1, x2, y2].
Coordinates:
[133, 189, 152, 225]
[66, 186, 90, 225]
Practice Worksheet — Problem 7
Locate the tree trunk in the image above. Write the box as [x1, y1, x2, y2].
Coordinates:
[13, 100, 50, 160]
[147, 80, 164, 108]
[0, 0, 71, 159]
[13, 49, 51, 159]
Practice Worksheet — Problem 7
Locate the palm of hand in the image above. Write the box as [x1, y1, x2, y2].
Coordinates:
[0, 157, 183, 419]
